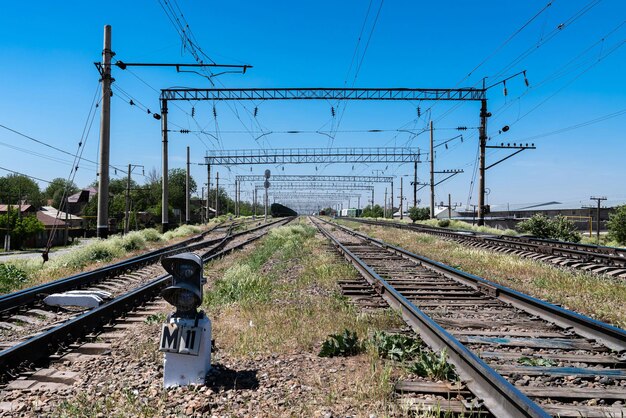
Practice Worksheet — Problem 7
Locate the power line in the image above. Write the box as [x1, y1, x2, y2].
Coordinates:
[0, 165, 53, 184]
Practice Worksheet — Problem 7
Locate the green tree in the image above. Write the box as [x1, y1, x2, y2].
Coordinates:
[0, 209, 44, 249]
[362, 204, 384, 218]
[607, 205, 626, 245]
[408, 207, 430, 223]
[168, 168, 197, 211]
[43, 178, 78, 209]
[517, 214, 581, 242]
[0, 174, 43, 208]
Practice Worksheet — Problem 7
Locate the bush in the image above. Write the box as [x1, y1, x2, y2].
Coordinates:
[205, 264, 271, 306]
[607, 205, 626, 245]
[438, 219, 450, 228]
[140, 228, 162, 242]
[407, 348, 458, 381]
[318, 329, 364, 357]
[370, 331, 423, 362]
[408, 207, 430, 223]
[517, 214, 581, 242]
[0, 263, 29, 294]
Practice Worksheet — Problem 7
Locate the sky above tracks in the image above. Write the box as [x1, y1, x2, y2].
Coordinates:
[0, 0, 624, 209]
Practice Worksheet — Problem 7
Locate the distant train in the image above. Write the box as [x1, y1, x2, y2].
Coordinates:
[339, 208, 362, 217]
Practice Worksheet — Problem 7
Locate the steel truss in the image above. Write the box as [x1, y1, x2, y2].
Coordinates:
[206, 147, 418, 165]
[161, 87, 485, 101]
[236, 174, 393, 183]
[255, 183, 374, 191]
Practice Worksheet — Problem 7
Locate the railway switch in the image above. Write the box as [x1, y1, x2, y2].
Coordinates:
[159, 252, 212, 388]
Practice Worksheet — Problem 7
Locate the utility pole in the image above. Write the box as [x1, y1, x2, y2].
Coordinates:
[384, 187, 387, 218]
[185, 146, 190, 224]
[206, 163, 210, 221]
[448, 193, 452, 219]
[429, 120, 435, 219]
[390, 179, 394, 217]
[399, 177, 404, 220]
[413, 160, 418, 208]
[357, 196, 360, 211]
[253, 188, 257, 217]
[371, 189, 374, 210]
[590, 196, 607, 244]
[201, 186, 205, 223]
[161, 98, 169, 232]
[477, 82, 488, 226]
[97, 24, 112, 239]
[215, 172, 219, 217]
[125, 164, 131, 234]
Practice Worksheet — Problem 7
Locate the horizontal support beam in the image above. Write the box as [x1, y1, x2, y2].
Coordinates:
[256, 183, 374, 191]
[206, 147, 419, 165]
[161, 87, 486, 101]
[236, 174, 393, 183]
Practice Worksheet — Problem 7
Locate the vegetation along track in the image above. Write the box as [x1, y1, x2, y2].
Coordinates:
[312, 216, 626, 417]
[0, 217, 292, 383]
[345, 218, 626, 279]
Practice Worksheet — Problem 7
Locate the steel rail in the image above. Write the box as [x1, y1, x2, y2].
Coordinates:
[311, 216, 548, 418]
[331, 218, 626, 351]
[346, 218, 626, 267]
[0, 219, 257, 316]
[0, 217, 293, 381]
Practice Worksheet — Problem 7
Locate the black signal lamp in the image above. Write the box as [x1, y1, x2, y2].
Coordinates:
[161, 253, 203, 315]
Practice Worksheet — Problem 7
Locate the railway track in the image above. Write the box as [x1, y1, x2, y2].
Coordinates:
[312, 216, 626, 417]
[343, 218, 626, 279]
[0, 217, 292, 383]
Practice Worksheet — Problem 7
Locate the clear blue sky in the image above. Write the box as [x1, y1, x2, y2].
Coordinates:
[0, 1, 624, 210]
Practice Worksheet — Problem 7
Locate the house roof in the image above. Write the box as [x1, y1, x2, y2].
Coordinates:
[36, 211, 66, 227]
[488, 199, 626, 212]
[40, 206, 83, 221]
[68, 187, 97, 203]
[0, 204, 35, 213]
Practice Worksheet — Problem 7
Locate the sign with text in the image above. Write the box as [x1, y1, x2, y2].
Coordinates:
[159, 324, 202, 356]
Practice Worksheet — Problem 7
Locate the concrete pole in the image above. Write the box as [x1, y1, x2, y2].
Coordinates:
[96, 25, 112, 239]
[215, 172, 219, 217]
[478, 95, 488, 226]
[400, 177, 404, 220]
[413, 161, 418, 208]
[253, 188, 257, 217]
[264, 186, 268, 222]
[161, 98, 169, 232]
[430, 120, 435, 219]
[201, 186, 205, 223]
[448, 193, 452, 219]
[371, 189, 374, 209]
[357, 196, 360, 211]
[124, 163, 131, 234]
[206, 163, 210, 221]
[185, 146, 190, 224]
[597, 199, 601, 244]
[390, 180, 394, 217]
[384, 187, 387, 218]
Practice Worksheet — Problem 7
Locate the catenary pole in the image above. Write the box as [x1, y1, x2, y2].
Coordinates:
[430, 121, 435, 219]
[96, 25, 112, 238]
[161, 98, 169, 232]
[185, 146, 190, 224]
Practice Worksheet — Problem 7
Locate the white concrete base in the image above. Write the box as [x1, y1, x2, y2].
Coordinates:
[163, 314, 212, 388]
[43, 290, 111, 308]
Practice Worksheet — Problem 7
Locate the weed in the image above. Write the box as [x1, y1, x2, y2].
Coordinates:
[370, 331, 423, 362]
[205, 264, 272, 306]
[145, 313, 166, 324]
[0, 263, 28, 294]
[517, 356, 556, 367]
[407, 348, 458, 381]
[318, 329, 364, 357]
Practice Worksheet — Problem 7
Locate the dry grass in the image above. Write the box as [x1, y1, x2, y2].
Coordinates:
[338, 220, 626, 329]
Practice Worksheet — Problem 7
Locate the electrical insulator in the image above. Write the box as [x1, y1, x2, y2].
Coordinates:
[331, 106, 336, 117]
[417, 107, 421, 117]
[445, 143, 448, 149]
[457, 126, 467, 130]
[503, 80, 508, 97]
[524, 71, 530, 87]
[129, 99, 134, 106]
[213, 105, 217, 118]
[191, 107, 195, 117]
[254, 107, 258, 117]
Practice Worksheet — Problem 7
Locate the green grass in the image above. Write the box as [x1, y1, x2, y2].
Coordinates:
[0, 224, 208, 295]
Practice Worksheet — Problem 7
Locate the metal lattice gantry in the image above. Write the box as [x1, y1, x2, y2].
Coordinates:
[255, 183, 374, 191]
[157, 85, 506, 227]
[161, 87, 486, 102]
[235, 174, 393, 183]
[206, 147, 419, 165]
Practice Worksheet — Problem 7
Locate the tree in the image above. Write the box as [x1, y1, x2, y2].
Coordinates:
[0, 208, 44, 249]
[362, 204, 384, 218]
[408, 207, 430, 223]
[607, 205, 626, 245]
[0, 174, 43, 208]
[43, 178, 79, 209]
[168, 168, 197, 211]
[517, 214, 581, 243]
